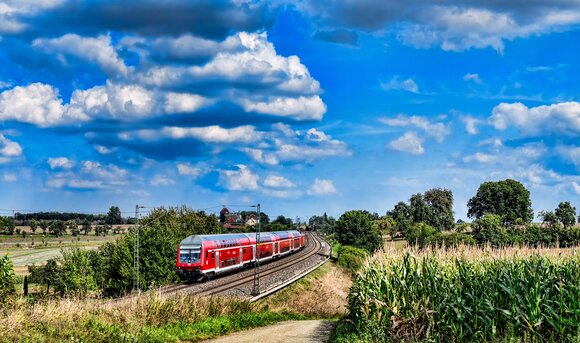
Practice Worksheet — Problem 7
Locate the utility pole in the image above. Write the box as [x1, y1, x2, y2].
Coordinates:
[251, 203, 261, 296]
[134, 205, 144, 293]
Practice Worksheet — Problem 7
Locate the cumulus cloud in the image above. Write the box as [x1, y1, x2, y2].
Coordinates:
[46, 160, 128, 190]
[219, 164, 259, 191]
[33, 34, 130, 76]
[380, 77, 419, 93]
[176, 163, 206, 177]
[121, 125, 262, 144]
[47, 157, 73, 169]
[388, 131, 424, 155]
[295, 1, 580, 52]
[0, 133, 22, 158]
[380, 114, 450, 142]
[0, 0, 63, 35]
[307, 178, 337, 195]
[264, 175, 295, 188]
[490, 101, 580, 136]
[462, 152, 496, 163]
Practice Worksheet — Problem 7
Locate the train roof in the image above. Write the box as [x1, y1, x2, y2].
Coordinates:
[179, 230, 302, 246]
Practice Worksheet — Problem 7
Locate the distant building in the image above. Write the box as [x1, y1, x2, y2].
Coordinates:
[220, 207, 244, 230]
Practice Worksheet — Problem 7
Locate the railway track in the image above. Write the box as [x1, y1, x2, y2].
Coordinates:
[106, 232, 325, 305]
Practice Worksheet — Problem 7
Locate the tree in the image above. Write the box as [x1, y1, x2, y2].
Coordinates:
[106, 206, 123, 225]
[335, 210, 383, 253]
[0, 217, 15, 235]
[81, 219, 92, 235]
[39, 220, 49, 234]
[49, 220, 66, 236]
[423, 188, 455, 230]
[538, 211, 560, 229]
[555, 202, 576, 227]
[388, 201, 412, 235]
[29, 219, 39, 233]
[409, 193, 431, 224]
[467, 179, 533, 225]
[373, 216, 397, 239]
[471, 214, 509, 247]
[404, 222, 440, 247]
[272, 215, 293, 227]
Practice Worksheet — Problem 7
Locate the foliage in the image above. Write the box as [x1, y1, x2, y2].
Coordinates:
[48, 220, 66, 236]
[106, 206, 123, 225]
[539, 210, 560, 229]
[0, 216, 15, 235]
[0, 255, 15, 303]
[467, 179, 533, 225]
[340, 253, 580, 342]
[29, 219, 39, 233]
[438, 232, 475, 247]
[388, 188, 455, 233]
[471, 213, 509, 247]
[373, 216, 397, 238]
[81, 219, 92, 235]
[555, 201, 577, 227]
[335, 210, 383, 253]
[308, 213, 336, 234]
[404, 222, 440, 247]
[337, 246, 368, 275]
[387, 201, 412, 235]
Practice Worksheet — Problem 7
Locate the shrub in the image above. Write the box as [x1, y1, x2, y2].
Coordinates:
[337, 246, 368, 275]
[404, 222, 440, 247]
[438, 232, 475, 247]
[471, 213, 508, 247]
[0, 255, 15, 303]
[336, 211, 383, 253]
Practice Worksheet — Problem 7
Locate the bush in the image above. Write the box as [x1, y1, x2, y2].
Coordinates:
[472, 213, 509, 247]
[438, 232, 475, 247]
[337, 246, 368, 275]
[0, 255, 16, 303]
[404, 222, 440, 247]
[336, 211, 383, 253]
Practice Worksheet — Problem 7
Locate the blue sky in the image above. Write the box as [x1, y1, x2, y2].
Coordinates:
[0, 0, 578, 220]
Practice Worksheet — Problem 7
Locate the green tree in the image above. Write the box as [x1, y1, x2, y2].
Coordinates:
[0, 217, 15, 235]
[423, 188, 455, 230]
[0, 255, 16, 303]
[29, 219, 39, 233]
[404, 222, 440, 247]
[471, 214, 509, 247]
[388, 201, 412, 235]
[54, 248, 98, 296]
[539, 210, 560, 229]
[555, 202, 576, 227]
[373, 216, 397, 239]
[39, 220, 49, 234]
[106, 206, 123, 225]
[467, 179, 533, 225]
[81, 219, 92, 235]
[49, 220, 66, 236]
[335, 210, 383, 253]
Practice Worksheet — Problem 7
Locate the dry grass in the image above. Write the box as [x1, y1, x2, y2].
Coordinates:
[372, 242, 580, 264]
[262, 262, 352, 318]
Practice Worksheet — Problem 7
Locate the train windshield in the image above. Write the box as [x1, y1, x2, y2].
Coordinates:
[180, 249, 201, 263]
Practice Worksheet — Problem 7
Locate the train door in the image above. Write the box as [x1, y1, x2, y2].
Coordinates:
[239, 248, 242, 265]
[215, 251, 220, 270]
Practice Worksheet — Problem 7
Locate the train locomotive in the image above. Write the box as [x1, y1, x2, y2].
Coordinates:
[176, 230, 305, 281]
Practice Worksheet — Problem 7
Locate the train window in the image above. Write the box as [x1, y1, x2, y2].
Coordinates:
[211, 252, 215, 258]
[205, 251, 208, 259]
[243, 248, 247, 254]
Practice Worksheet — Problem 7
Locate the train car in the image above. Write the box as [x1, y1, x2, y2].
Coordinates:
[176, 230, 305, 281]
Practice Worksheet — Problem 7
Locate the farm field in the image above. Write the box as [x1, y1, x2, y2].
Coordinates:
[332, 244, 580, 342]
[0, 234, 119, 275]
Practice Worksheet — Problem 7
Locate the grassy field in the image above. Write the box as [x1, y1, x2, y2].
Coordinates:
[0, 260, 349, 342]
[332, 244, 580, 342]
[0, 234, 120, 276]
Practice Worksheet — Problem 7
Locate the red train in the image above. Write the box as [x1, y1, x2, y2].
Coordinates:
[176, 230, 305, 281]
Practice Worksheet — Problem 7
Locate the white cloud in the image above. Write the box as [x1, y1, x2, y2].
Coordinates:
[460, 115, 481, 135]
[150, 174, 175, 186]
[573, 182, 580, 195]
[81, 160, 127, 179]
[380, 77, 419, 93]
[47, 157, 73, 169]
[463, 73, 482, 83]
[462, 152, 496, 163]
[219, 165, 259, 191]
[46, 160, 128, 190]
[95, 145, 112, 155]
[0, 134, 22, 157]
[379, 114, 450, 142]
[490, 101, 580, 136]
[264, 175, 295, 188]
[33, 34, 130, 76]
[388, 131, 424, 155]
[239, 95, 326, 121]
[0, 83, 85, 127]
[557, 145, 580, 166]
[241, 148, 279, 166]
[176, 163, 204, 177]
[307, 178, 337, 195]
[479, 138, 503, 149]
[0, 0, 63, 35]
[122, 125, 262, 144]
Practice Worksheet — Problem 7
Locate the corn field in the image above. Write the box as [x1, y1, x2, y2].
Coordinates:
[344, 248, 580, 342]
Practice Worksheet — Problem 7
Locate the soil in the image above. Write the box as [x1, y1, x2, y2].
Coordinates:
[204, 320, 335, 343]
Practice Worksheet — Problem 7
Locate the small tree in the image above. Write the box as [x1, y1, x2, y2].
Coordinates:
[335, 210, 383, 253]
[106, 206, 123, 225]
[81, 219, 92, 235]
[39, 220, 48, 235]
[49, 220, 66, 236]
[29, 219, 39, 234]
[471, 214, 508, 247]
[373, 216, 397, 239]
[555, 202, 576, 228]
[539, 210, 560, 229]
[0, 255, 16, 302]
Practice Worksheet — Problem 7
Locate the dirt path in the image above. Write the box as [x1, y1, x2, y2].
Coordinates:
[204, 320, 335, 343]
